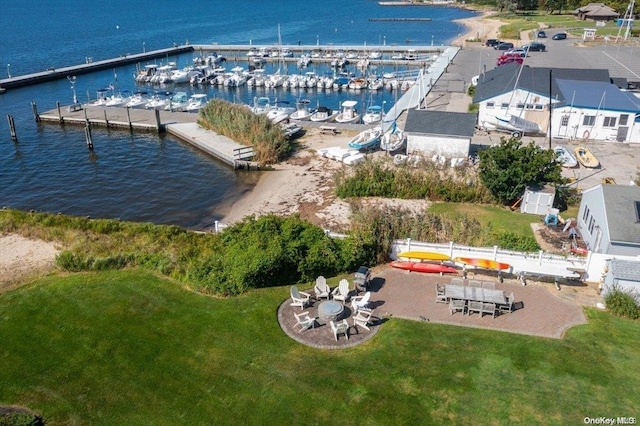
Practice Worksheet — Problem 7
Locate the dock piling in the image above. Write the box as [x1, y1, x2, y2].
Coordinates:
[56, 102, 63, 124]
[84, 122, 94, 151]
[126, 106, 133, 132]
[103, 110, 109, 128]
[7, 114, 17, 141]
[154, 109, 165, 133]
[31, 102, 40, 122]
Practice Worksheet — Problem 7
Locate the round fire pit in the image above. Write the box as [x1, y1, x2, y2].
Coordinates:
[318, 300, 344, 323]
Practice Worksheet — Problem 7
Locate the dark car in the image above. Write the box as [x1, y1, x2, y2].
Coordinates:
[537, 30, 547, 38]
[485, 38, 501, 47]
[523, 42, 546, 52]
[552, 32, 567, 40]
[495, 42, 514, 50]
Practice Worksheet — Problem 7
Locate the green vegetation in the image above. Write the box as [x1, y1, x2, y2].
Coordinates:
[335, 158, 495, 204]
[1, 270, 638, 424]
[478, 138, 564, 204]
[198, 98, 293, 164]
[604, 285, 640, 320]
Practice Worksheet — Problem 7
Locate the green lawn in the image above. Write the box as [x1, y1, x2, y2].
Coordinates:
[1, 270, 638, 424]
[495, 13, 629, 39]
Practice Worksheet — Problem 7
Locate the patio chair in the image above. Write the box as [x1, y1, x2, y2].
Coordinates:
[332, 279, 351, 304]
[293, 311, 317, 332]
[435, 283, 447, 304]
[499, 292, 515, 314]
[314, 276, 331, 300]
[352, 308, 374, 331]
[469, 280, 482, 288]
[481, 302, 497, 318]
[467, 300, 483, 316]
[351, 291, 371, 312]
[330, 319, 350, 341]
[482, 281, 496, 290]
[290, 285, 311, 310]
[449, 299, 465, 315]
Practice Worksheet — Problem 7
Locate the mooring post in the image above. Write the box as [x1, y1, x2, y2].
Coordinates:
[84, 107, 88, 122]
[154, 109, 164, 133]
[84, 122, 94, 151]
[103, 110, 109, 128]
[31, 101, 40, 122]
[7, 115, 17, 141]
[56, 101, 63, 124]
[126, 106, 133, 132]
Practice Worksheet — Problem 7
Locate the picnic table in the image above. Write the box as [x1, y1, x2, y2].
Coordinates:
[444, 284, 506, 305]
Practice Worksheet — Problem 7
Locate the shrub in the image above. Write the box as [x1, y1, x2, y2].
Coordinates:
[604, 285, 639, 320]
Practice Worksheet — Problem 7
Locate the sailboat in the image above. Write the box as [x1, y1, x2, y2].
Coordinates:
[380, 121, 406, 152]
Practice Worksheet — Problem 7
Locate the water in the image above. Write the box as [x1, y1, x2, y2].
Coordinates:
[0, 0, 476, 229]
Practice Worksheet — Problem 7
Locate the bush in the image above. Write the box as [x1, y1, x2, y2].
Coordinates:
[604, 285, 639, 320]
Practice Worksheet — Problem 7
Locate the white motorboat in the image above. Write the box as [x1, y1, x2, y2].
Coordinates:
[553, 146, 578, 168]
[125, 91, 150, 108]
[104, 90, 131, 107]
[135, 64, 158, 83]
[362, 105, 383, 125]
[164, 92, 189, 111]
[281, 122, 303, 139]
[380, 122, 406, 152]
[484, 114, 541, 137]
[266, 101, 295, 124]
[250, 96, 275, 115]
[347, 126, 383, 151]
[310, 106, 338, 122]
[224, 66, 247, 87]
[335, 100, 360, 124]
[186, 94, 208, 112]
[145, 92, 172, 110]
[87, 88, 112, 107]
[170, 68, 191, 84]
[289, 99, 314, 121]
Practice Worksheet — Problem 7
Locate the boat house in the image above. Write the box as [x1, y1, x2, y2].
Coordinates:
[572, 3, 620, 21]
[473, 64, 640, 143]
[577, 184, 640, 256]
[403, 109, 476, 159]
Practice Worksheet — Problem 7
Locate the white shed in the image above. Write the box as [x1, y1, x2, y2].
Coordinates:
[602, 258, 640, 295]
[520, 185, 556, 215]
[403, 109, 476, 159]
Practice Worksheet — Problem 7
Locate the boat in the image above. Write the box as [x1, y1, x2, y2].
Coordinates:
[362, 105, 383, 125]
[289, 99, 314, 121]
[185, 94, 208, 112]
[144, 91, 172, 110]
[574, 146, 600, 168]
[454, 257, 511, 271]
[87, 88, 112, 107]
[266, 101, 295, 124]
[380, 122, 406, 152]
[335, 100, 360, 124]
[125, 90, 150, 109]
[487, 114, 541, 137]
[310, 106, 338, 122]
[104, 90, 131, 107]
[389, 260, 458, 274]
[281, 122, 303, 139]
[397, 251, 451, 261]
[347, 126, 383, 151]
[553, 146, 578, 168]
[164, 91, 189, 111]
[250, 96, 274, 115]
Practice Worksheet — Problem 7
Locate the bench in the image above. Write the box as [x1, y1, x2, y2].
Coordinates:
[320, 125, 338, 135]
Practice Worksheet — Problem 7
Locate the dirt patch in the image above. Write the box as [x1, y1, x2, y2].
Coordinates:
[0, 233, 60, 291]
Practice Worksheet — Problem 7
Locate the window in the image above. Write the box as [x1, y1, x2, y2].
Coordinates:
[501, 103, 509, 109]
[525, 104, 534, 110]
[561, 115, 569, 126]
[635, 201, 640, 222]
[486, 102, 495, 108]
[620, 115, 629, 126]
[588, 217, 595, 234]
[534, 104, 544, 110]
[516, 103, 525, 109]
[603, 117, 617, 127]
[583, 206, 590, 222]
[583, 115, 595, 126]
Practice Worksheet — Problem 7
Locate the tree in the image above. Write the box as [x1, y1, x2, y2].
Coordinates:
[478, 137, 564, 204]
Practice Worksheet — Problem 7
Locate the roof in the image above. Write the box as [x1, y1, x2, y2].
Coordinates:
[473, 64, 611, 104]
[574, 3, 619, 17]
[554, 79, 640, 112]
[341, 100, 358, 107]
[609, 259, 640, 282]
[584, 184, 640, 245]
[404, 110, 477, 138]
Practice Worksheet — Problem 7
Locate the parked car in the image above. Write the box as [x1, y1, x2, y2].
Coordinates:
[497, 56, 524, 66]
[537, 30, 547, 38]
[552, 32, 567, 40]
[505, 48, 527, 57]
[485, 38, 501, 47]
[522, 42, 546, 52]
[495, 42, 515, 50]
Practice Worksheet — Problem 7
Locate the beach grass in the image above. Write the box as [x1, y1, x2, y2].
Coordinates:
[1, 269, 638, 424]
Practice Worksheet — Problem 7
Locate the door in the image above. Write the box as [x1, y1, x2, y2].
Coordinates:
[616, 126, 628, 142]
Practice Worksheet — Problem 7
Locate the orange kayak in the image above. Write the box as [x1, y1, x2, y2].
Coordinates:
[454, 257, 511, 271]
[390, 260, 458, 274]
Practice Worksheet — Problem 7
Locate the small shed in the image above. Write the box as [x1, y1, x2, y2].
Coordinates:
[404, 109, 476, 159]
[602, 259, 640, 294]
[520, 185, 556, 215]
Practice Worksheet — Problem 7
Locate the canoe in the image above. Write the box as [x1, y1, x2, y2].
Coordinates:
[454, 257, 511, 271]
[397, 251, 451, 261]
[574, 146, 600, 168]
[389, 260, 458, 274]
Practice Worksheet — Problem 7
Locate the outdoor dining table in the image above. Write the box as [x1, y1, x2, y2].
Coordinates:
[444, 284, 507, 305]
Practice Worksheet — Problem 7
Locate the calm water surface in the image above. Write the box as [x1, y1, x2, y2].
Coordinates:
[0, 0, 476, 229]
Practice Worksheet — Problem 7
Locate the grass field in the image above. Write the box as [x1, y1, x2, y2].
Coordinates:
[1, 269, 638, 424]
[495, 13, 631, 39]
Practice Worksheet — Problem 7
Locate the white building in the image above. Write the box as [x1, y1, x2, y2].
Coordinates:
[403, 109, 476, 158]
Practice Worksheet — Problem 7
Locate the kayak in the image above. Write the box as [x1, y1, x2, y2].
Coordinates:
[389, 260, 458, 274]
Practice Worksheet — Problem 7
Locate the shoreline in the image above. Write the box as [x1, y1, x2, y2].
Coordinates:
[450, 9, 503, 46]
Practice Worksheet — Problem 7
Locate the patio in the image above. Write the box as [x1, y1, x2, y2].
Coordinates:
[279, 266, 595, 347]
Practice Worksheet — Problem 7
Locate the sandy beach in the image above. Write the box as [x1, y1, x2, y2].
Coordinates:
[451, 10, 503, 46]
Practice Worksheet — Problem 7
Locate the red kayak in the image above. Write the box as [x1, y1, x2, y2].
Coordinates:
[389, 260, 458, 274]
